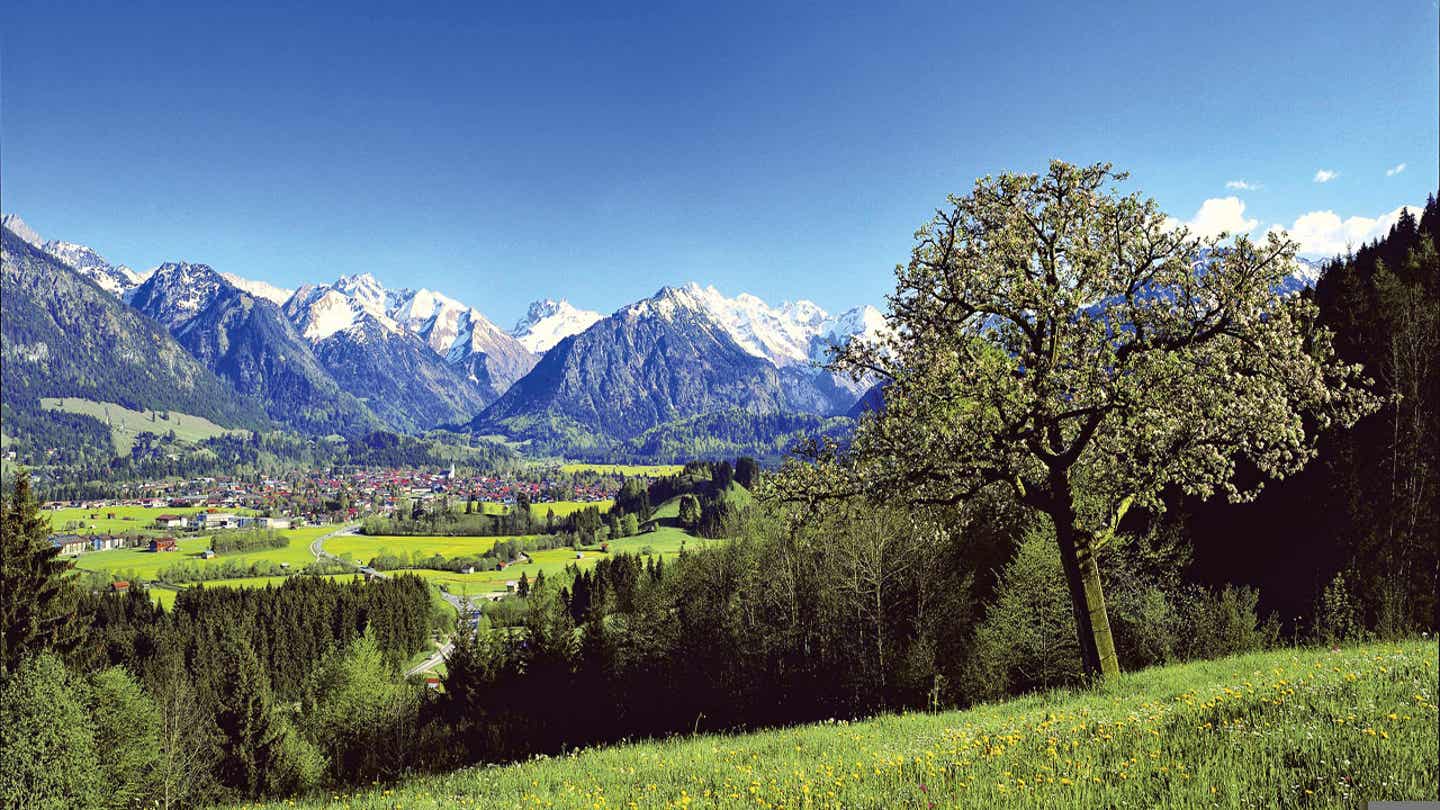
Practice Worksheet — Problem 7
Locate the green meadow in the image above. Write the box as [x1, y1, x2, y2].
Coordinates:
[327, 533, 538, 562]
[147, 573, 367, 609]
[559, 463, 685, 477]
[40, 396, 241, 455]
[73, 525, 334, 583]
[247, 640, 1439, 809]
[44, 504, 255, 535]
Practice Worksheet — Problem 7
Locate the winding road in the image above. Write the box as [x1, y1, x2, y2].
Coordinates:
[308, 523, 480, 677]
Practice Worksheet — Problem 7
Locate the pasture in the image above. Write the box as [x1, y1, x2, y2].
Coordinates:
[72, 524, 333, 582]
[44, 504, 255, 535]
[460, 500, 614, 520]
[250, 639, 1439, 809]
[327, 533, 544, 563]
[40, 396, 240, 455]
[146, 573, 366, 609]
[559, 463, 685, 477]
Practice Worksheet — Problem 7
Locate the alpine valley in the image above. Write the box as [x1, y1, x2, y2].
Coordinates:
[0, 213, 1334, 464]
[1, 214, 896, 463]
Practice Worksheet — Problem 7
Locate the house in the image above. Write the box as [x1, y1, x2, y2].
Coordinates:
[504, 580, 518, 593]
[238, 516, 291, 530]
[423, 675, 441, 690]
[90, 535, 118, 552]
[195, 512, 240, 529]
[110, 581, 130, 594]
[49, 534, 87, 556]
[200, 549, 216, 560]
[153, 514, 187, 530]
[149, 537, 178, 553]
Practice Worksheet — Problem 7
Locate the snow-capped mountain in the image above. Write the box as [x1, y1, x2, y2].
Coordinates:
[510, 299, 603, 353]
[282, 273, 536, 399]
[221, 273, 294, 305]
[45, 240, 143, 297]
[127, 262, 230, 331]
[655, 283, 890, 373]
[0, 215, 146, 296]
[284, 274, 406, 341]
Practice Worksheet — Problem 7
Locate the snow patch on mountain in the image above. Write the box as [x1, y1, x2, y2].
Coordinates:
[221, 273, 294, 305]
[510, 299, 603, 352]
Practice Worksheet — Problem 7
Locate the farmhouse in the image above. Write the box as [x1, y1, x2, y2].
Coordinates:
[49, 534, 87, 556]
[200, 549, 217, 559]
[195, 512, 241, 529]
[153, 513, 188, 529]
[149, 537, 178, 553]
[110, 581, 130, 594]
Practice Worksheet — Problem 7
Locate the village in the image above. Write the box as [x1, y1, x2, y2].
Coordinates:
[43, 465, 619, 555]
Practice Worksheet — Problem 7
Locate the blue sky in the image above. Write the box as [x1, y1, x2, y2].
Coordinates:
[3, 0, 1435, 325]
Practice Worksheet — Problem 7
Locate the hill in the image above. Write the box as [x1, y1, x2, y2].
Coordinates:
[250, 639, 1436, 808]
[1, 225, 267, 460]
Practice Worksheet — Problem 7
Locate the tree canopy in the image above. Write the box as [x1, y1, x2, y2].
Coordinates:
[774, 161, 1378, 676]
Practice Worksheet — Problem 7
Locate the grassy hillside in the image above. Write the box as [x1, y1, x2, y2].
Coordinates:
[42, 397, 241, 455]
[246, 640, 1436, 809]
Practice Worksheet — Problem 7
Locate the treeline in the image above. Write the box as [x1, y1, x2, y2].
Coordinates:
[426, 495, 1284, 768]
[210, 527, 286, 554]
[12, 428, 517, 502]
[1178, 197, 1439, 634]
[2, 473, 442, 806]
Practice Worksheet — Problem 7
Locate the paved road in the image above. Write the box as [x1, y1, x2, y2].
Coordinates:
[310, 524, 497, 677]
[406, 641, 454, 678]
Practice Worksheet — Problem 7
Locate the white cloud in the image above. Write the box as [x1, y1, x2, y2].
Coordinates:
[1386, 162, 1407, 177]
[1313, 169, 1339, 183]
[1268, 203, 1422, 257]
[1164, 196, 1259, 239]
[1225, 179, 1261, 190]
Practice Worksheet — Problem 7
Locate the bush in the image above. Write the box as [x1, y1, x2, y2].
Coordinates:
[1315, 571, 1367, 646]
[965, 528, 1083, 700]
[1178, 585, 1279, 660]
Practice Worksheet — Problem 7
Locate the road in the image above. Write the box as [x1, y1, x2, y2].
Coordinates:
[309, 523, 490, 677]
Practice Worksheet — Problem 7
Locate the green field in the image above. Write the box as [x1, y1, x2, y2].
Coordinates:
[401, 538, 709, 598]
[73, 524, 333, 582]
[40, 397, 241, 455]
[328, 533, 543, 563]
[147, 573, 366, 609]
[44, 504, 256, 535]
[559, 463, 685, 477]
[251, 640, 1438, 809]
[462, 500, 615, 520]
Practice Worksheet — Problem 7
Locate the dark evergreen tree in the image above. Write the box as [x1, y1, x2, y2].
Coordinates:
[1, 473, 85, 676]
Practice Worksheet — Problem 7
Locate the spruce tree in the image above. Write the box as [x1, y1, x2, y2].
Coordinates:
[213, 634, 281, 798]
[1, 473, 85, 676]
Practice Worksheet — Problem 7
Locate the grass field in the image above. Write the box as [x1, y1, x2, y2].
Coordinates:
[401, 536, 712, 598]
[249, 640, 1438, 809]
[461, 500, 615, 520]
[73, 525, 333, 582]
[559, 463, 685, 477]
[40, 396, 241, 455]
[147, 573, 366, 609]
[44, 504, 256, 535]
[328, 534, 543, 563]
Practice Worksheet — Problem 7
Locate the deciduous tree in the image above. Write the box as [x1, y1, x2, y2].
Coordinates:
[776, 161, 1378, 677]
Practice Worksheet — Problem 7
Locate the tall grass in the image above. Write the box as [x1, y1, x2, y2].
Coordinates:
[239, 640, 1437, 809]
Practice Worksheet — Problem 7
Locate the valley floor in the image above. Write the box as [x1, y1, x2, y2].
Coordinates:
[239, 639, 1438, 809]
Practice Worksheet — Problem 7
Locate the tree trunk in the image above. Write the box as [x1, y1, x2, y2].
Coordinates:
[1053, 517, 1121, 679]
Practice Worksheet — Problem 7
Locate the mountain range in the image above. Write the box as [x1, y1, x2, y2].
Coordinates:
[0, 212, 1326, 460]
